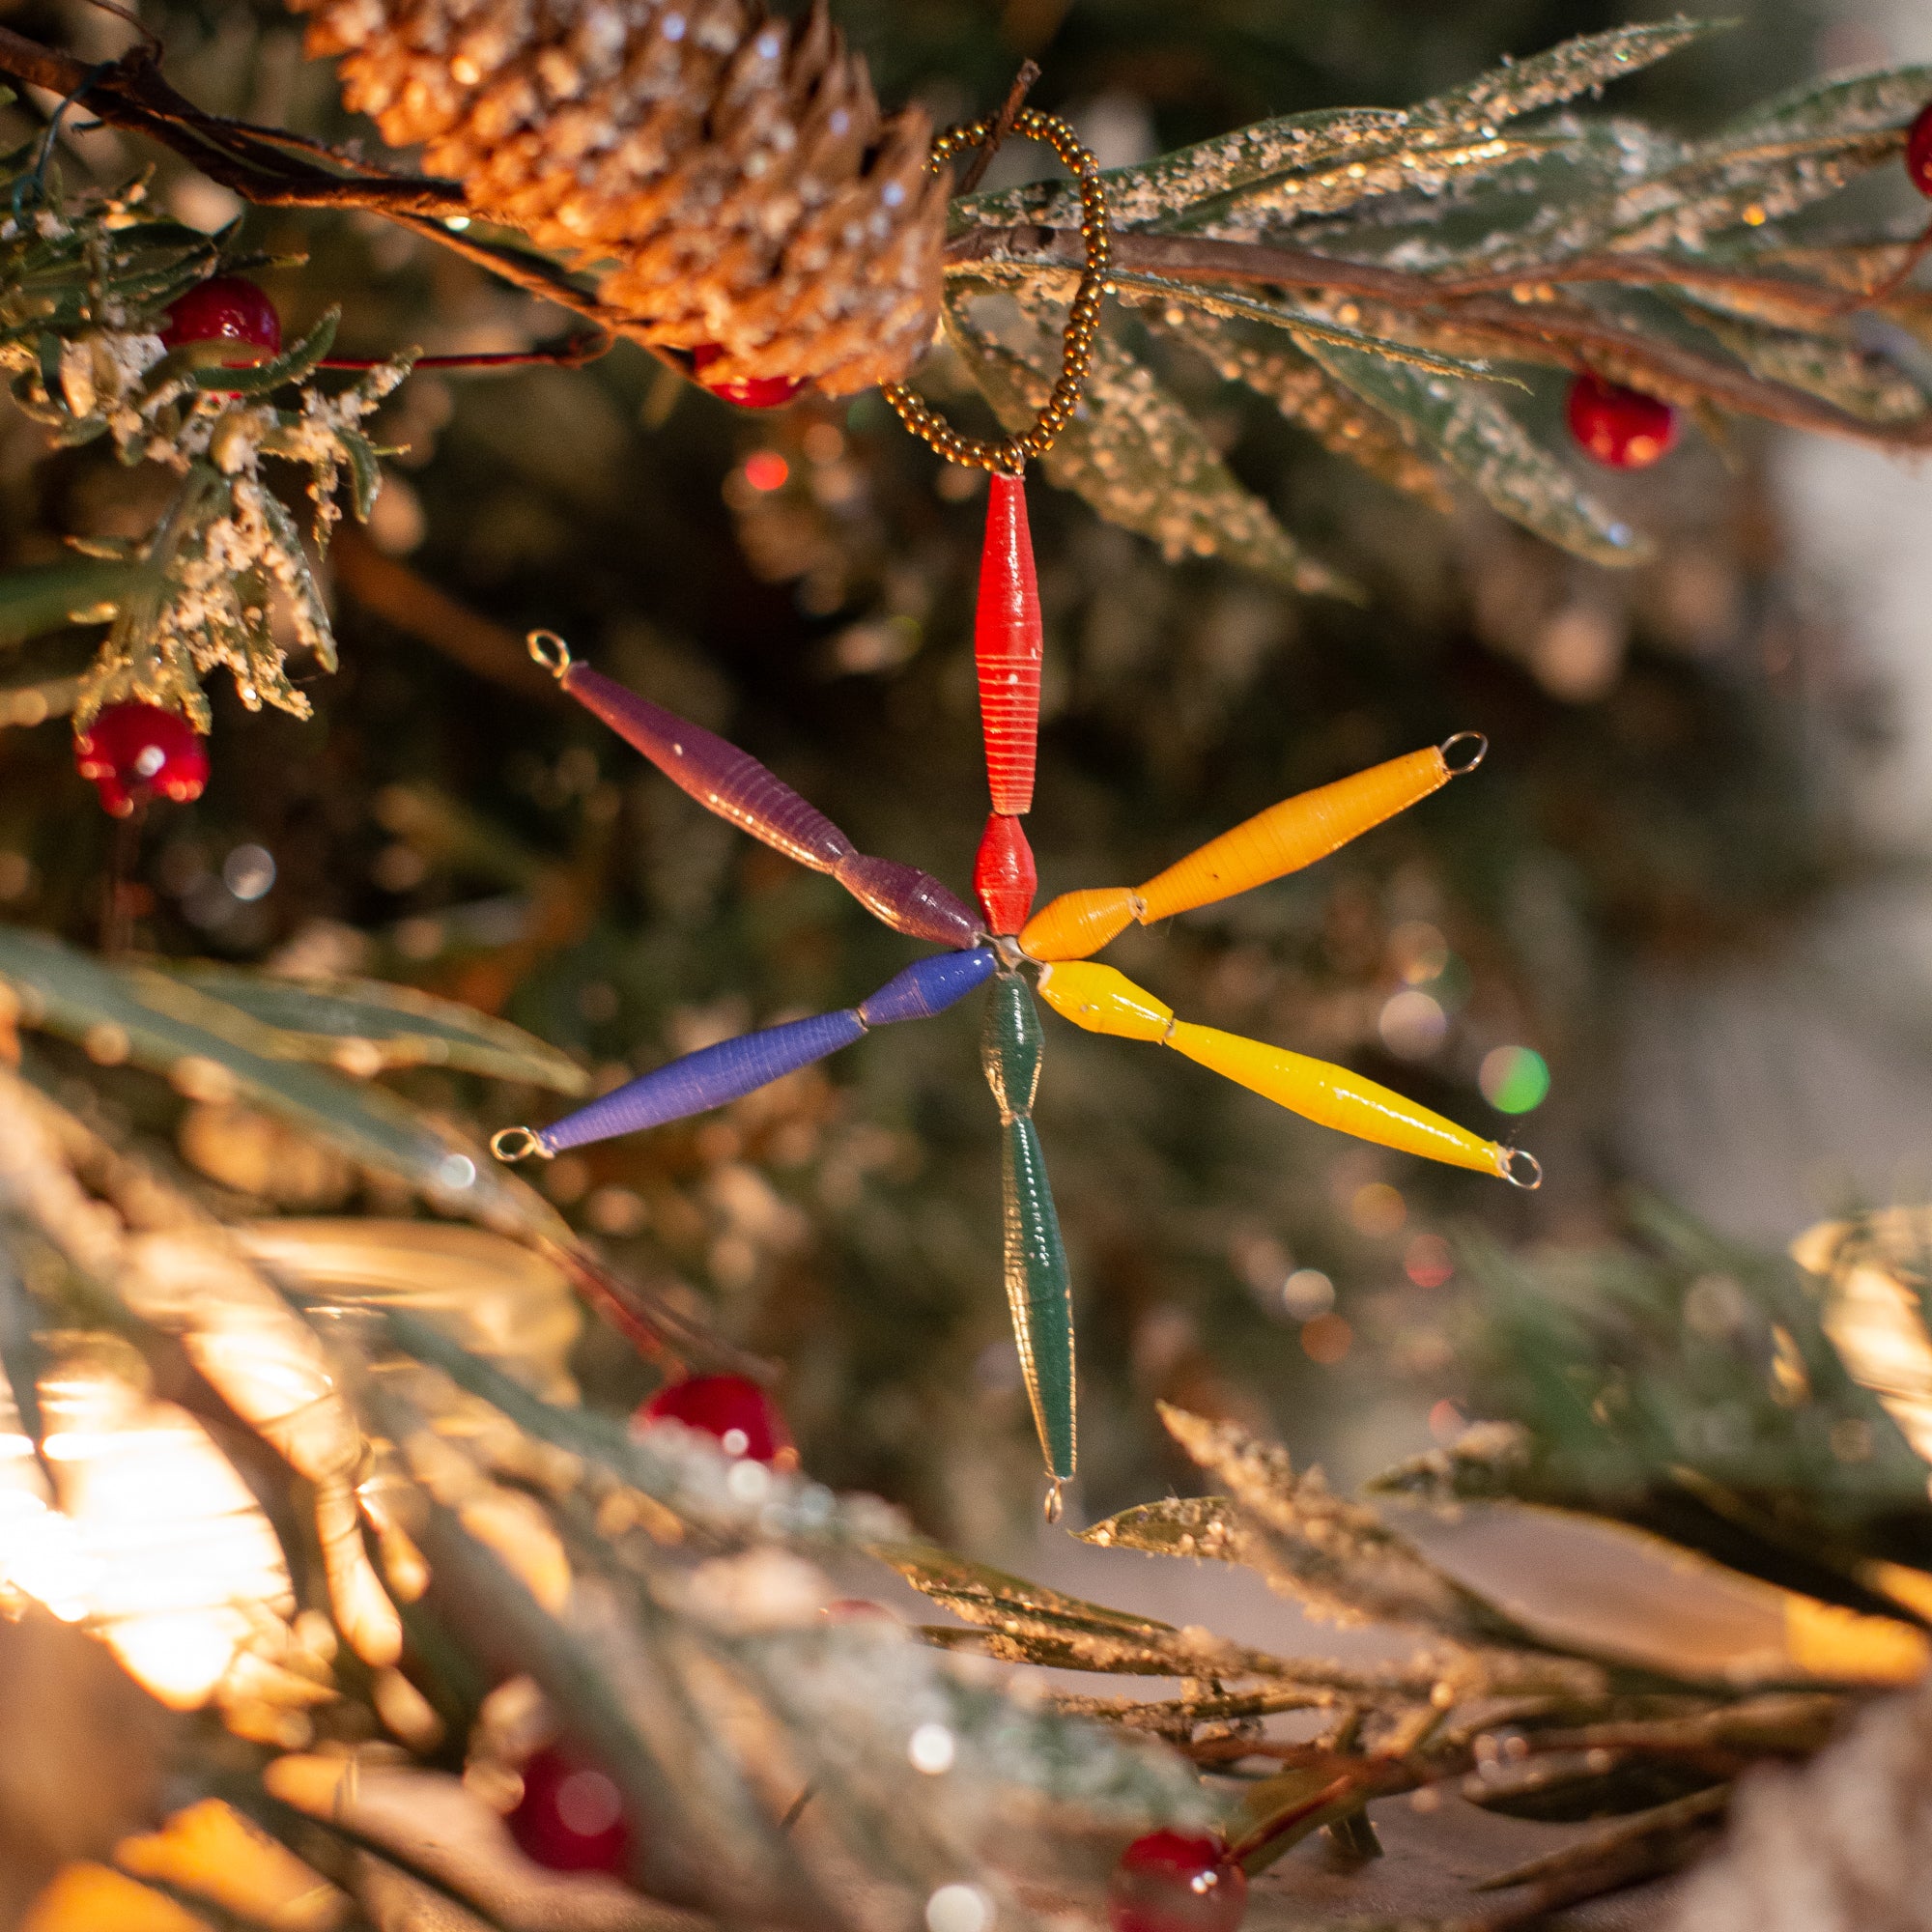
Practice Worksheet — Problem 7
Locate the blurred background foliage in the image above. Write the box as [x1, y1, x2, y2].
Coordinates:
[0, 0, 1909, 1548]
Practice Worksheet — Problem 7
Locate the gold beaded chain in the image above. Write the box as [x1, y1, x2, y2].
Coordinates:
[880, 107, 1110, 475]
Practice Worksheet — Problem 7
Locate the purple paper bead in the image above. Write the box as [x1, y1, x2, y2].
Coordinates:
[858, 948, 998, 1026]
[561, 663, 981, 949]
[538, 1009, 866, 1153]
[833, 853, 981, 951]
[562, 664, 854, 872]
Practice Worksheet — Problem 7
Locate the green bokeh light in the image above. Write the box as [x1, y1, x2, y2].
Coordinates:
[1480, 1045, 1550, 1115]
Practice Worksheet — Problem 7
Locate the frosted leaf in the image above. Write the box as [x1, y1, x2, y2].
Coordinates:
[1542, 66, 1932, 256]
[735, 1622, 1220, 1832]
[1411, 17, 1722, 132]
[1681, 307, 1931, 424]
[1143, 308, 1453, 508]
[955, 20, 1714, 239]
[1157, 1403, 1483, 1633]
[1297, 334, 1653, 567]
[952, 106, 1408, 234]
[1076, 1494, 1249, 1563]
[1365, 1421, 1536, 1501]
[1601, 135, 1904, 254]
[943, 291, 1355, 598]
[1108, 270, 1500, 382]
[1717, 63, 1932, 142]
[873, 1538, 1299, 1679]
[1184, 133, 1546, 236]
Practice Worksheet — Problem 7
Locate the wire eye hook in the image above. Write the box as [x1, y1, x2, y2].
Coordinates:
[490, 1125, 552, 1163]
[1500, 1147, 1543, 1191]
[1042, 1476, 1067, 1524]
[1440, 731, 1488, 777]
[526, 629, 572, 676]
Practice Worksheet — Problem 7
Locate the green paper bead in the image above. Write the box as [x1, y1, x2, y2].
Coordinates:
[1001, 1115, 1076, 1482]
[980, 971, 1043, 1120]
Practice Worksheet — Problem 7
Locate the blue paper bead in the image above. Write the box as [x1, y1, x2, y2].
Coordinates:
[858, 947, 998, 1027]
[539, 1009, 867, 1152]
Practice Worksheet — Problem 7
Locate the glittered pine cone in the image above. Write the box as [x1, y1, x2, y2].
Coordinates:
[292, 0, 947, 396]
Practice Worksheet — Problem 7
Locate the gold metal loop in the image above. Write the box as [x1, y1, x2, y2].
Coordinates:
[1440, 730, 1488, 777]
[526, 629, 572, 676]
[881, 107, 1111, 475]
[491, 1125, 552, 1163]
[1500, 1148, 1543, 1191]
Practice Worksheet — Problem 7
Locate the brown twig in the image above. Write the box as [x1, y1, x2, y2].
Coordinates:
[954, 60, 1042, 197]
[319, 332, 612, 373]
[1468, 1800, 1723, 1930]
[1472, 1784, 1731, 1895]
[0, 28, 460, 212]
[949, 222, 1932, 449]
[328, 526, 569, 703]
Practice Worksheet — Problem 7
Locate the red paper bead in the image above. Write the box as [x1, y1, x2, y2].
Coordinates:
[161, 276, 283, 355]
[507, 1745, 631, 1876]
[691, 344, 806, 409]
[1108, 1832, 1247, 1932]
[73, 703, 209, 817]
[973, 811, 1037, 936]
[1909, 101, 1932, 198]
[1565, 373, 1677, 469]
[975, 472, 1043, 815]
[634, 1373, 791, 1464]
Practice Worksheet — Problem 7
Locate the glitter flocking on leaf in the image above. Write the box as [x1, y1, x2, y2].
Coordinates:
[496, 472, 1540, 1512]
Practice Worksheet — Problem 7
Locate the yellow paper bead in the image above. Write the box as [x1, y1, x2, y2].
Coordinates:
[1037, 962, 1174, 1041]
[1136, 746, 1450, 924]
[1020, 887, 1139, 962]
[1165, 1020, 1506, 1177]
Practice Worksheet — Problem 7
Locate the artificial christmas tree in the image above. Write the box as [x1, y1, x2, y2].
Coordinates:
[0, 0, 1929, 1924]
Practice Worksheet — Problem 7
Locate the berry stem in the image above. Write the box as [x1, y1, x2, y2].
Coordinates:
[99, 794, 147, 957]
[317, 335, 611, 372]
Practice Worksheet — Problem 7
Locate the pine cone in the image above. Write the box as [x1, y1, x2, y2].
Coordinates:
[292, 0, 947, 395]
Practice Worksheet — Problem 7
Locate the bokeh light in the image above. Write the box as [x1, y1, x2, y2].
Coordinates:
[1404, 1233, 1454, 1289]
[1478, 1045, 1550, 1114]
[1282, 1267, 1335, 1320]
[1301, 1314, 1353, 1365]
[1350, 1181, 1406, 1238]
[743, 451, 789, 493]
[1378, 988, 1447, 1060]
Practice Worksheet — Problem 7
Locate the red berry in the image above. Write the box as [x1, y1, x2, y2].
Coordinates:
[1109, 1833, 1247, 1932]
[74, 703, 209, 817]
[1565, 373, 1677, 470]
[691, 343, 806, 410]
[507, 1745, 631, 1876]
[161, 277, 283, 356]
[1909, 101, 1932, 198]
[822, 1597, 899, 1623]
[633, 1374, 792, 1465]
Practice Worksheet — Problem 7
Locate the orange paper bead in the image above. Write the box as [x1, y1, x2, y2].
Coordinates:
[1020, 887, 1138, 962]
[1137, 745, 1456, 925]
[974, 811, 1038, 935]
[976, 473, 1043, 814]
[1166, 1020, 1509, 1178]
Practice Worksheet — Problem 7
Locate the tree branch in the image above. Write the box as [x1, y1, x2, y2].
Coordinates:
[0, 27, 460, 212]
[0, 26, 668, 356]
[951, 222, 1932, 451]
